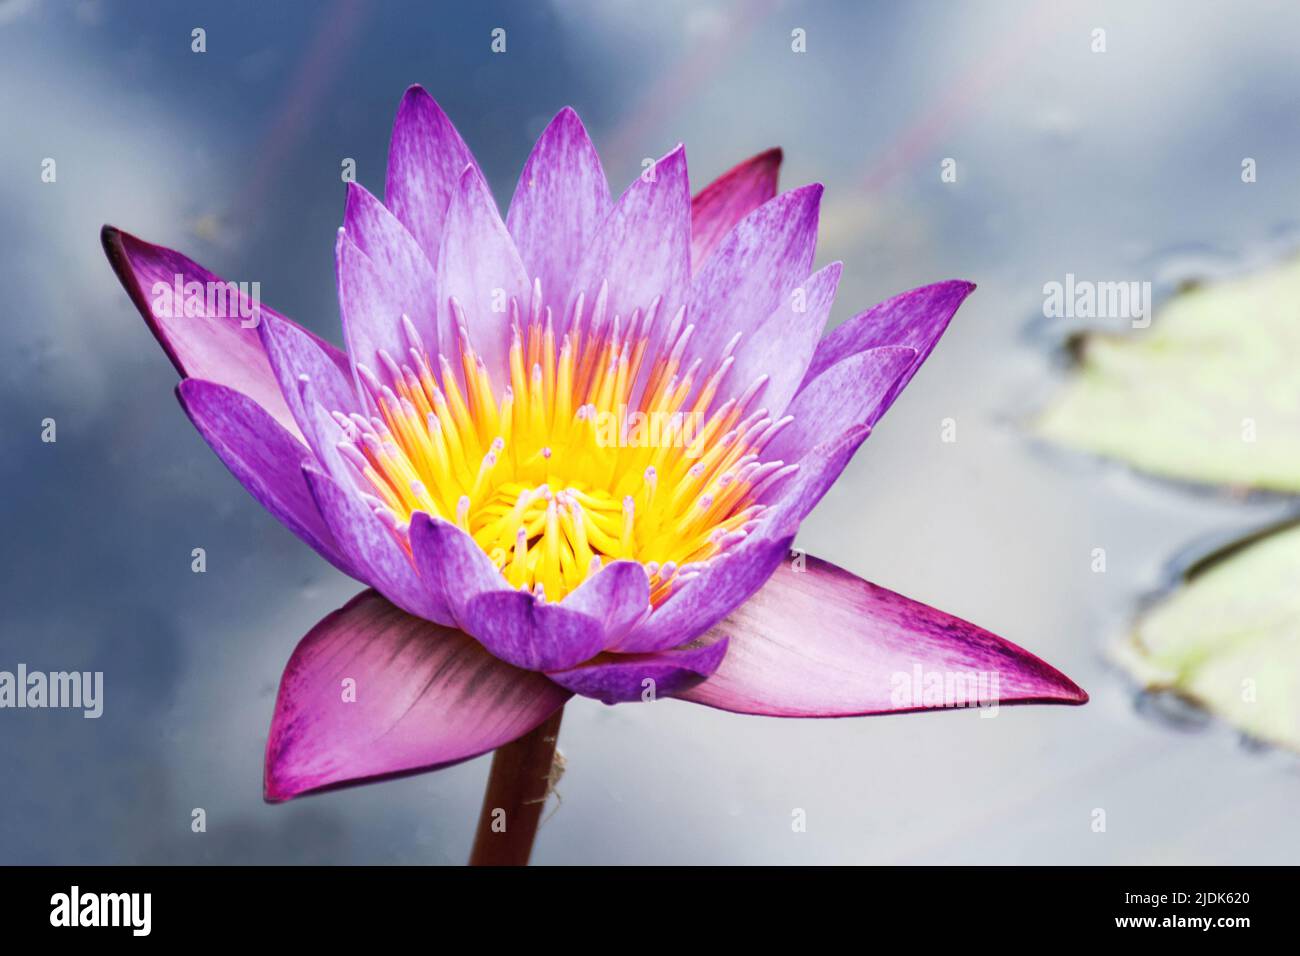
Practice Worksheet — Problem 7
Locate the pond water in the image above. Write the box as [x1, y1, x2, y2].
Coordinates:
[2, 0, 1298, 863]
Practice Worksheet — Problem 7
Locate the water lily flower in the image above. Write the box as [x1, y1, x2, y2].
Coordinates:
[103, 87, 1086, 812]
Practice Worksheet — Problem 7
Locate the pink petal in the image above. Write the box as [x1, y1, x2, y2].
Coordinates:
[102, 226, 345, 442]
[690, 147, 782, 271]
[507, 106, 612, 310]
[680, 555, 1088, 716]
[384, 85, 478, 267]
[265, 590, 570, 801]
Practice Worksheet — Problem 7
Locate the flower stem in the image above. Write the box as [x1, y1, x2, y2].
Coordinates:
[468, 706, 564, 866]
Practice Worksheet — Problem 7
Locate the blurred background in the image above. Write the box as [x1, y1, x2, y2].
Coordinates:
[2, 0, 1299, 863]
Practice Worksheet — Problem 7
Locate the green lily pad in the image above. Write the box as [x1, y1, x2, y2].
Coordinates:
[1116, 520, 1300, 751]
[1038, 257, 1300, 492]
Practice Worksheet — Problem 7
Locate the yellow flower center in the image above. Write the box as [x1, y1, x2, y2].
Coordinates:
[334, 289, 794, 604]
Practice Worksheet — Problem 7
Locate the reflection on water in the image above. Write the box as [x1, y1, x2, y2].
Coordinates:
[2, 0, 1299, 863]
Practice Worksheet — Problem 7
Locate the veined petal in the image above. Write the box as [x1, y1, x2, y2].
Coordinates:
[680, 555, 1088, 716]
[437, 165, 531, 387]
[303, 464, 453, 625]
[563, 145, 691, 343]
[462, 589, 609, 672]
[559, 560, 651, 649]
[726, 261, 842, 417]
[102, 225, 345, 441]
[409, 512, 513, 631]
[258, 310, 360, 459]
[410, 514, 647, 669]
[507, 106, 612, 310]
[685, 184, 822, 370]
[802, 280, 976, 411]
[546, 638, 728, 704]
[335, 229, 411, 383]
[765, 346, 917, 466]
[265, 589, 570, 801]
[342, 182, 445, 357]
[176, 379, 352, 575]
[384, 85, 478, 267]
[690, 147, 782, 271]
[759, 425, 872, 526]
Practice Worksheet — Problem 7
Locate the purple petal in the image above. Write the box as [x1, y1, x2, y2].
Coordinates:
[614, 526, 796, 653]
[802, 280, 975, 411]
[506, 107, 612, 310]
[764, 346, 917, 466]
[257, 310, 359, 458]
[725, 261, 841, 418]
[461, 589, 608, 672]
[102, 225, 346, 441]
[265, 589, 570, 801]
[176, 380, 352, 575]
[335, 229, 434, 389]
[384, 85, 478, 267]
[685, 184, 823, 373]
[302, 465, 453, 625]
[547, 639, 729, 704]
[342, 182, 445, 358]
[409, 512, 510, 630]
[690, 147, 782, 272]
[437, 165, 531, 387]
[679, 555, 1088, 716]
[759, 425, 872, 526]
[560, 560, 651, 648]
[563, 145, 691, 345]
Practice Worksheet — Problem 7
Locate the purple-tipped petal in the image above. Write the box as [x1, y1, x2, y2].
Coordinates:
[409, 512, 509, 630]
[686, 184, 823, 370]
[265, 589, 570, 801]
[690, 147, 782, 271]
[765, 346, 917, 466]
[384, 85, 478, 266]
[547, 638, 729, 704]
[725, 261, 842, 417]
[437, 165, 531, 386]
[462, 589, 608, 672]
[102, 226, 346, 441]
[258, 310, 359, 457]
[342, 182, 445, 358]
[615, 525, 796, 653]
[680, 555, 1088, 716]
[176, 379, 353, 575]
[802, 280, 976, 411]
[564, 145, 691, 344]
[507, 106, 612, 309]
[302, 465, 453, 625]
